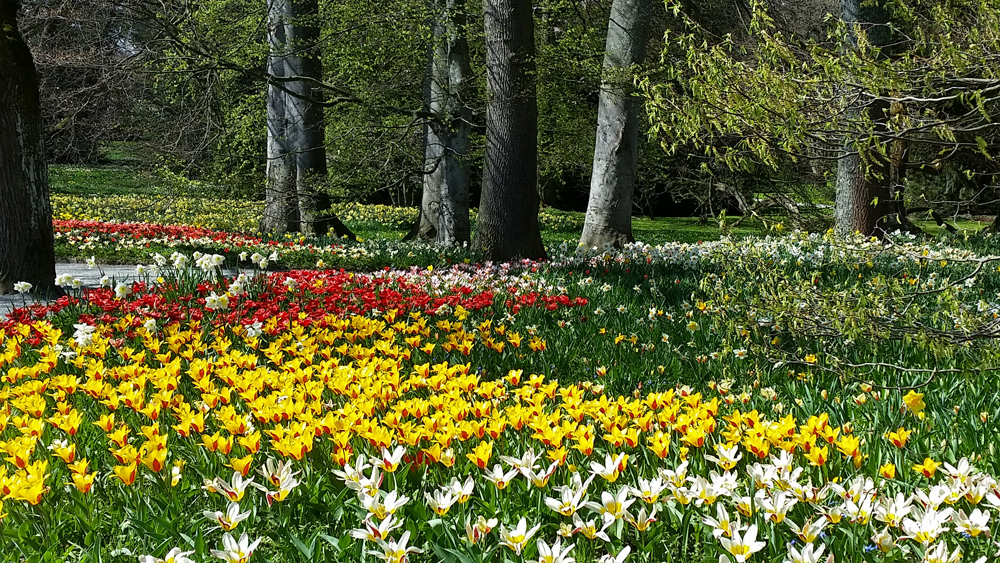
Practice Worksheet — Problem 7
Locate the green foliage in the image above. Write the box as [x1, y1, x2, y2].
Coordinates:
[641, 0, 1000, 180]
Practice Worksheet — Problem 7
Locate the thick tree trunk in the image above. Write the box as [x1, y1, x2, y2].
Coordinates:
[416, 7, 447, 242]
[287, 0, 334, 236]
[835, 0, 894, 236]
[579, 0, 652, 250]
[835, 148, 891, 235]
[0, 0, 57, 294]
[262, 0, 299, 234]
[418, 0, 472, 246]
[262, 0, 354, 240]
[474, 0, 546, 261]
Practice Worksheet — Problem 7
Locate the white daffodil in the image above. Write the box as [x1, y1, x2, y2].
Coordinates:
[115, 282, 132, 299]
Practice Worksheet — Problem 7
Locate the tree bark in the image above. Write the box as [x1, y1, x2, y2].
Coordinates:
[262, 0, 354, 239]
[474, 0, 546, 261]
[579, 0, 652, 250]
[262, 0, 299, 234]
[835, 0, 893, 236]
[420, 0, 472, 246]
[0, 0, 57, 294]
[287, 0, 333, 236]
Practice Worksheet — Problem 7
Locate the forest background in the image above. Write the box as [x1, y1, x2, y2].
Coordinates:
[9, 0, 1000, 260]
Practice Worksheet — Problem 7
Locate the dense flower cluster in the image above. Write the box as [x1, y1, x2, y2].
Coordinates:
[7, 221, 1000, 562]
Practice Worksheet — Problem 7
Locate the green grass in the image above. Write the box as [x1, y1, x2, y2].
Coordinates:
[49, 164, 161, 196]
[49, 162, 749, 244]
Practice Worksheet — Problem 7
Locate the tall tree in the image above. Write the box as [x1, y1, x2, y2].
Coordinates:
[475, 0, 546, 261]
[287, 0, 334, 235]
[642, 1, 1000, 234]
[260, 0, 354, 237]
[415, 0, 472, 246]
[579, 0, 652, 249]
[262, 0, 300, 234]
[834, 0, 892, 236]
[0, 0, 56, 294]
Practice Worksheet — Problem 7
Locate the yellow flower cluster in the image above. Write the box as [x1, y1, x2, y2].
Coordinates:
[0, 306, 866, 515]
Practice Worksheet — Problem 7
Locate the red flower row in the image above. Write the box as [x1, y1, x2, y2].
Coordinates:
[6, 269, 588, 331]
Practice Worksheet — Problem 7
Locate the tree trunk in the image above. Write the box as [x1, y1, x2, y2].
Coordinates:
[579, 0, 652, 250]
[474, 0, 546, 261]
[835, 147, 890, 235]
[418, 0, 472, 246]
[835, 0, 893, 236]
[262, 0, 354, 240]
[261, 0, 299, 234]
[0, 0, 57, 294]
[287, 0, 332, 236]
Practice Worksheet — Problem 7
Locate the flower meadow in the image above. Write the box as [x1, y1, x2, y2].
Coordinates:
[7, 214, 1000, 563]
